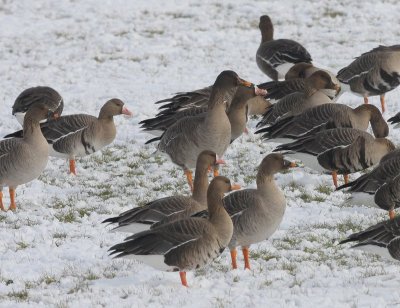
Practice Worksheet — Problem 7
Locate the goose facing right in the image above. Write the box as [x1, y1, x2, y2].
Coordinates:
[108, 176, 240, 287]
[0, 104, 52, 211]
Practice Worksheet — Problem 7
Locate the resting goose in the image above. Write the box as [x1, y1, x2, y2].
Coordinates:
[141, 86, 267, 141]
[12, 86, 63, 125]
[103, 151, 222, 233]
[5, 99, 132, 175]
[256, 103, 388, 143]
[108, 176, 240, 287]
[149, 71, 253, 190]
[257, 70, 340, 126]
[256, 15, 312, 80]
[340, 217, 400, 261]
[0, 104, 51, 211]
[336, 45, 400, 113]
[274, 128, 392, 187]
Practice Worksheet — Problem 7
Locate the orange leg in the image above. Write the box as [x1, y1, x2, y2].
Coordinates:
[9, 188, 16, 211]
[179, 271, 188, 287]
[343, 174, 349, 184]
[0, 191, 5, 211]
[332, 171, 338, 188]
[69, 159, 77, 175]
[230, 249, 238, 269]
[380, 94, 385, 113]
[242, 247, 251, 270]
[363, 97, 368, 104]
[213, 168, 219, 177]
[184, 170, 193, 192]
[389, 209, 395, 220]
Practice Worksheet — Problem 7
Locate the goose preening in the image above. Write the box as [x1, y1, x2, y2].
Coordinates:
[12, 86, 64, 125]
[108, 176, 240, 287]
[103, 151, 222, 233]
[148, 71, 253, 190]
[256, 103, 388, 143]
[336, 45, 400, 113]
[140, 86, 267, 141]
[274, 128, 394, 187]
[339, 217, 400, 261]
[257, 71, 340, 127]
[5, 99, 133, 175]
[0, 104, 52, 211]
[256, 15, 312, 80]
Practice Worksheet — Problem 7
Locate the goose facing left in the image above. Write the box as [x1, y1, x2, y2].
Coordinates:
[108, 176, 240, 287]
[0, 104, 53, 211]
[4, 98, 133, 175]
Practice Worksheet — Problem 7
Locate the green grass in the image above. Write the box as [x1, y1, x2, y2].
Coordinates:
[7, 290, 28, 302]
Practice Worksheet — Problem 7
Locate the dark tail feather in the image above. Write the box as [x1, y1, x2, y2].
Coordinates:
[388, 113, 400, 124]
[145, 136, 162, 145]
[4, 130, 23, 138]
[102, 216, 120, 224]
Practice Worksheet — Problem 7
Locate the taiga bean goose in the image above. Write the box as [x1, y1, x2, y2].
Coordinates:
[317, 135, 395, 187]
[257, 71, 340, 126]
[0, 104, 52, 211]
[256, 104, 388, 143]
[149, 71, 253, 190]
[256, 15, 312, 80]
[141, 86, 267, 141]
[337, 45, 400, 113]
[224, 154, 297, 269]
[108, 176, 240, 287]
[5, 99, 132, 175]
[103, 151, 222, 233]
[12, 86, 63, 125]
[340, 217, 400, 261]
[274, 128, 381, 187]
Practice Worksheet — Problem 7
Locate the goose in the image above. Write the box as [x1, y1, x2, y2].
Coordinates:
[274, 128, 392, 187]
[373, 174, 400, 220]
[103, 151, 222, 233]
[256, 103, 388, 144]
[4, 99, 132, 175]
[256, 15, 312, 80]
[336, 45, 400, 113]
[317, 135, 395, 187]
[148, 71, 253, 190]
[12, 86, 63, 125]
[257, 70, 340, 127]
[140, 86, 267, 140]
[108, 176, 240, 287]
[0, 104, 52, 211]
[339, 217, 400, 261]
[337, 150, 400, 207]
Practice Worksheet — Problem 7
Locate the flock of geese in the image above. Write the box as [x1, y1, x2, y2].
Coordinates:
[2, 15, 400, 287]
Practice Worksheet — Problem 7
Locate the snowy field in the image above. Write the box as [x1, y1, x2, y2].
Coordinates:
[1, 0, 400, 307]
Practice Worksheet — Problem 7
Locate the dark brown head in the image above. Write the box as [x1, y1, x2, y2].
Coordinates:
[285, 63, 315, 80]
[305, 70, 339, 93]
[208, 176, 240, 198]
[257, 153, 297, 184]
[99, 98, 133, 119]
[354, 104, 389, 138]
[259, 15, 273, 42]
[196, 150, 220, 171]
[25, 103, 53, 123]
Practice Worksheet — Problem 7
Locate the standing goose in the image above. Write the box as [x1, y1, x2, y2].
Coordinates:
[224, 154, 297, 269]
[108, 176, 240, 287]
[103, 151, 222, 233]
[140, 86, 267, 141]
[256, 104, 388, 143]
[374, 174, 400, 220]
[5, 99, 133, 175]
[150, 71, 253, 190]
[257, 71, 340, 126]
[12, 86, 64, 125]
[317, 135, 395, 187]
[336, 45, 400, 113]
[0, 104, 52, 211]
[256, 15, 312, 81]
[339, 217, 400, 261]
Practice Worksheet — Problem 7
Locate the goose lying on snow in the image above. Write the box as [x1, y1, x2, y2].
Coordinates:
[0, 104, 52, 211]
[5, 99, 133, 175]
[108, 176, 240, 287]
[12, 86, 63, 125]
[256, 15, 312, 80]
[337, 45, 400, 113]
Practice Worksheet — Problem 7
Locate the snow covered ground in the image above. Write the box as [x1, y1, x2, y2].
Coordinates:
[1, 0, 400, 307]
